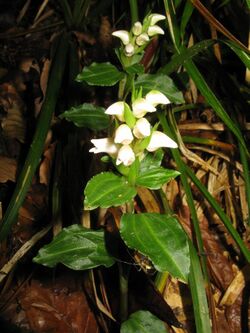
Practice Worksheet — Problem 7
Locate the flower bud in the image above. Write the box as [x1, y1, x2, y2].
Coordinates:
[89, 138, 118, 155]
[133, 118, 151, 139]
[145, 90, 170, 107]
[112, 30, 130, 45]
[136, 33, 150, 46]
[146, 131, 178, 152]
[148, 14, 166, 26]
[125, 43, 135, 57]
[116, 145, 135, 166]
[132, 97, 156, 118]
[132, 21, 142, 36]
[105, 101, 126, 121]
[114, 124, 134, 145]
[147, 25, 164, 36]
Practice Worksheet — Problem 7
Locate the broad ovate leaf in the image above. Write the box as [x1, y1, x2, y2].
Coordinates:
[135, 73, 184, 103]
[121, 310, 169, 333]
[33, 225, 115, 270]
[136, 167, 180, 189]
[60, 103, 109, 130]
[84, 172, 137, 210]
[76, 62, 125, 86]
[120, 213, 190, 282]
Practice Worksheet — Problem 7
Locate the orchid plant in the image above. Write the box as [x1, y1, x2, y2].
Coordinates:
[34, 12, 190, 329]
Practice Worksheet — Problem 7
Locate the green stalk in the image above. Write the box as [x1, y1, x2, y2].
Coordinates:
[158, 112, 209, 282]
[59, 0, 73, 28]
[129, 0, 138, 24]
[0, 34, 69, 241]
[118, 263, 130, 322]
[188, 240, 212, 333]
[239, 143, 250, 225]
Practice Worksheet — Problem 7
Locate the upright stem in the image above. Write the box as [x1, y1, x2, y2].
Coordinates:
[129, 0, 138, 24]
[118, 263, 130, 322]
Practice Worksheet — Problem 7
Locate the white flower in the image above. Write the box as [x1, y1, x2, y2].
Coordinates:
[132, 21, 142, 36]
[89, 138, 118, 155]
[146, 131, 178, 152]
[145, 90, 170, 107]
[133, 118, 151, 139]
[132, 98, 156, 118]
[136, 33, 150, 46]
[116, 145, 135, 166]
[114, 124, 134, 145]
[112, 30, 130, 45]
[148, 14, 166, 26]
[105, 101, 126, 121]
[147, 25, 165, 36]
[125, 43, 135, 57]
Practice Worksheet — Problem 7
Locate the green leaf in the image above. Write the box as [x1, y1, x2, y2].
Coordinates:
[136, 167, 180, 190]
[180, 1, 194, 39]
[188, 240, 212, 333]
[84, 172, 137, 210]
[159, 40, 215, 75]
[125, 63, 145, 75]
[139, 151, 164, 172]
[76, 62, 125, 86]
[60, 103, 109, 130]
[121, 310, 169, 333]
[223, 40, 250, 69]
[135, 74, 184, 103]
[120, 213, 190, 282]
[33, 225, 115, 270]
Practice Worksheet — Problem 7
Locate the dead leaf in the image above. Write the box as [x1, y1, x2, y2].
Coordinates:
[0, 156, 17, 182]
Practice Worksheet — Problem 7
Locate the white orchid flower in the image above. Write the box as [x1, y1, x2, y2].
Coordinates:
[133, 118, 151, 139]
[132, 21, 142, 36]
[89, 138, 118, 156]
[132, 97, 156, 118]
[105, 101, 127, 121]
[125, 43, 135, 57]
[147, 25, 165, 36]
[148, 14, 166, 26]
[136, 33, 150, 46]
[112, 30, 130, 45]
[116, 145, 135, 166]
[114, 124, 134, 145]
[145, 90, 170, 107]
[146, 131, 178, 152]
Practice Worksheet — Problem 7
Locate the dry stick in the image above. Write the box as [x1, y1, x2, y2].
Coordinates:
[0, 225, 52, 284]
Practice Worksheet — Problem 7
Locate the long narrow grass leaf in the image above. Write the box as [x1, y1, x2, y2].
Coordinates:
[159, 39, 215, 75]
[0, 34, 69, 241]
[223, 40, 250, 69]
[185, 165, 250, 262]
[188, 240, 212, 333]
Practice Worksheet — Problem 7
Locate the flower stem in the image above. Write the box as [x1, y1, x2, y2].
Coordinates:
[129, 0, 138, 24]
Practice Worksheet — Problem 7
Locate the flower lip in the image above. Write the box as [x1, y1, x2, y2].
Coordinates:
[146, 131, 178, 152]
[148, 14, 166, 26]
[125, 43, 135, 57]
[133, 118, 151, 139]
[105, 101, 126, 121]
[136, 33, 150, 46]
[116, 145, 135, 166]
[132, 97, 156, 118]
[112, 30, 130, 45]
[147, 25, 165, 36]
[89, 138, 118, 155]
[145, 90, 171, 106]
[114, 124, 134, 145]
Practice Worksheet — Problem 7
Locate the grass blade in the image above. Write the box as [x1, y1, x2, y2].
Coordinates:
[188, 240, 212, 333]
[0, 34, 69, 241]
